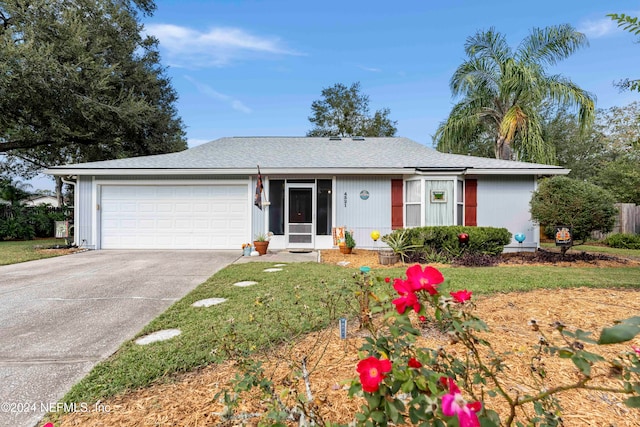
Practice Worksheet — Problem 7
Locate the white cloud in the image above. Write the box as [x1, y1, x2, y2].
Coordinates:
[578, 17, 618, 39]
[146, 24, 302, 68]
[184, 76, 252, 114]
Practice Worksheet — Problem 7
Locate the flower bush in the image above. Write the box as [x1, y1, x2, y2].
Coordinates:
[348, 264, 640, 427]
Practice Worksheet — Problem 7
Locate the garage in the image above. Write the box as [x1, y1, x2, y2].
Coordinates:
[100, 184, 249, 249]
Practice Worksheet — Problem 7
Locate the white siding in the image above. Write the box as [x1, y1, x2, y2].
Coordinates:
[335, 176, 394, 248]
[476, 176, 539, 250]
[76, 176, 94, 248]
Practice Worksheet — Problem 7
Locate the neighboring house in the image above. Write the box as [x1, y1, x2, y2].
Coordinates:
[45, 137, 569, 251]
[23, 195, 59, 207]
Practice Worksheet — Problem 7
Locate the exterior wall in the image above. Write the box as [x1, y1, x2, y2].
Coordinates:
[335, 176, 394, 249]
[73, 172, 541, 252]
[475, 175, 539, 251]
[76, 176, 94, 248]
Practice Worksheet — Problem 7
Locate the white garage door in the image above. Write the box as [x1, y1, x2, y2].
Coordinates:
[100, 185, 249, 249]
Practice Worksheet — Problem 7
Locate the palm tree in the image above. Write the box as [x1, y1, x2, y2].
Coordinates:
[0, 178, 32, 206]
[434, 25, 595, 163]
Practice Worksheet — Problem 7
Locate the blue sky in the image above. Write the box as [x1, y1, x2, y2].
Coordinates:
[143, 0, 640, 148]
[29, 0, 640, 190]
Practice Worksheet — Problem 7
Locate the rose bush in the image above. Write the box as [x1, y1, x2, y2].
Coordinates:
[349, 265, 640, 427]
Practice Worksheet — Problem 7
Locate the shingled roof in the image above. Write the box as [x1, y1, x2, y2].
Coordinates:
[46, 137, 568, 175]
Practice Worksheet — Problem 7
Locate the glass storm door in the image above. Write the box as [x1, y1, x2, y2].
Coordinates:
[286, 184, 315, 248]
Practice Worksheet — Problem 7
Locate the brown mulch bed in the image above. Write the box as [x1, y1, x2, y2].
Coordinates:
[319, 249, 640, 269]
[52, 249, 640, 427]
[35, 247, 85, 256]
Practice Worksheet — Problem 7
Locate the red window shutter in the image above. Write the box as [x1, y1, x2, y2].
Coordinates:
[391, 179, 403, 230]
[464, 179, 477, 226]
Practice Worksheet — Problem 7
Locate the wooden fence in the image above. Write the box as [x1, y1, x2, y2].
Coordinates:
[592, 203, 640, 239]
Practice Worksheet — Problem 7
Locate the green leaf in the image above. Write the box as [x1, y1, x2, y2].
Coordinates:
[371, 410, 386, 423]
[409, 406, 421, 423]
[598, 324, 640, 344]
[385, 400, 403, 423]
[414, 375, 428, 391]
[401, 379, 415, 393]
[578, 350, 604, 363]
[365, 393, 381, 408]
[574, 329, 597, 344]
[571, 355, 591, 376]
[479, 415, 501, 427]
[558, 349, 574, 358]
[624, 396, 640, 408]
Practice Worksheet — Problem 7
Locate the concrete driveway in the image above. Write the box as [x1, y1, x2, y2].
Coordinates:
[0, 250, 239, 427]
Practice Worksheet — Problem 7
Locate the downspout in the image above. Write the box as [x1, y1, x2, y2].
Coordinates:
[60, 175, 78, 247]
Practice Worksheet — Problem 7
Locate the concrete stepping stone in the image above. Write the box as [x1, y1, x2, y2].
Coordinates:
[192, 298, 227, 307]
[135, 329, 181, 345]
[234, 281, 258, 287]
[273, 264, 287, 267]
[263, 268, 283, 272]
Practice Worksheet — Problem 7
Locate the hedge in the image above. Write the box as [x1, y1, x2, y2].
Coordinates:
[383, 226, 512, 263]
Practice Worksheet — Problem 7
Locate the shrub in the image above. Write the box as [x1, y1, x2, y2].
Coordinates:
[604, 233, 640, 250]
[530, 176, 617, 243]
[0, 208, 35, 240]
[383, 226, 511, 263]
[452, 253, 502, 267]
[0, 205, 66, 240]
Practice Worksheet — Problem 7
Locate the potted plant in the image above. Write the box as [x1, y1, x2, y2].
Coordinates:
[253, 233, 270, 256]
[340, 230, 356, 254]
[380, 229, 419, 264]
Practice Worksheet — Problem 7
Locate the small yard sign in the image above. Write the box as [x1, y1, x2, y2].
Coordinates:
[339, 318, 347, 339]
[554, 226, 573, 247]
[55, 221, 69, 238]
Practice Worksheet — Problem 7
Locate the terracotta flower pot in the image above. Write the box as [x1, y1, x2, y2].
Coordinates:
[339, 245, 352, 254]
[253, 241, 269, 255]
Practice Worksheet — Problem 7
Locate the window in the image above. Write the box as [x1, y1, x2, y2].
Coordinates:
[268, 180, 285, 235]
[316, 179, 332, 235]
[405, 178, 462, 227]
[405, 180, 421, 227]
[425, 180, 454, 226]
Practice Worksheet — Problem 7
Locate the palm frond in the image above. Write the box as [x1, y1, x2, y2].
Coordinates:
[450, 57, 500, 98]
[464, 27, 512, 70]
[543, 74, 595, 131]
[517, 24, 588, 66]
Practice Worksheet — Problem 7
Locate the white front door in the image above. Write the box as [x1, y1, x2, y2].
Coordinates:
[285, 183, 315, 248]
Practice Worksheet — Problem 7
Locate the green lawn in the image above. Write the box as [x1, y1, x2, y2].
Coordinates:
[0, 238, 71, 265]
[60, 261, 640, 407]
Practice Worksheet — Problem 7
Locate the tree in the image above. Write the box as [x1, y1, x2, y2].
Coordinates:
[434, 25, 595, 163]
[307, 82, 397, 137]
[0, 0, 186, 183]
[608, 13, 640, 92]
[0, 177, 31, 206]
[541, 105, 607, 181]
[530, 176, 617, 251]
[545, 102, 640, 204]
